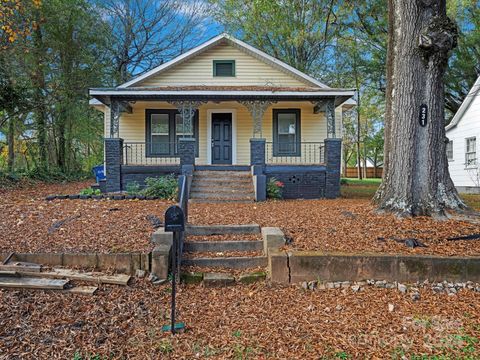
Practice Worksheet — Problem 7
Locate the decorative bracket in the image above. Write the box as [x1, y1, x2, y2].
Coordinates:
[239, 100, 276, 137]
[311, 98, 336, 138]
[109, 99, 132, 138]
[168, 100, 206, 138]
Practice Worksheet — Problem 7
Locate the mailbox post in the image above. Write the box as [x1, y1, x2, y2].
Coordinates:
[164, 205, 185, 334]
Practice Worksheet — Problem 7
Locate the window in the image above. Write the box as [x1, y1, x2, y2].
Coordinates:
[466, 137, 476, 166]
[273, 109, 301, 156]
[446, 140, 453, 161]
[146, 109, 198, 156]
[213, 60, 235, 77]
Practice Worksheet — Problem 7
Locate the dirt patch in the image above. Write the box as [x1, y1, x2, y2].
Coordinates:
[0, 181, 173, 254]
[189, 200, 480, 256]
[0, 281, 479, 358]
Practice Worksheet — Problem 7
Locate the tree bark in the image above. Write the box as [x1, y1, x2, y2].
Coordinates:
[374, 0, 466, 216]
[7, 114, 14, 172]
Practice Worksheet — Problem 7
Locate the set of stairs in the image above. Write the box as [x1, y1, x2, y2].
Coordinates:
[182, 224, 267, 270]
[189, 168, 255, 203]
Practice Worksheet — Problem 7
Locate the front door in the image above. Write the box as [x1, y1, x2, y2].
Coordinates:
[211, 113, 233, 164]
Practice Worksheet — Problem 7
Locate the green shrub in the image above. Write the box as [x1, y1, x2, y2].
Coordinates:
[126, 181, 141, 195]
[79, 187, 101, 196]
[142, 175, 177, 200]
[267, 177, 284, 199]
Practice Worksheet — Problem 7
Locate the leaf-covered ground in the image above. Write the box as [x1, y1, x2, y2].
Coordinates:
[1, 180, 480, 256]
[0, 181, 173, 254]
[0, 281, 479, 359]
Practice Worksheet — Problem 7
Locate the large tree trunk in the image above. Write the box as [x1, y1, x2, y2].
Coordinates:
[374, 0, 466, 217]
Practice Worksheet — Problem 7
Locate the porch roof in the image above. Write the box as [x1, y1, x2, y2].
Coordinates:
[89, 85, 355, 107]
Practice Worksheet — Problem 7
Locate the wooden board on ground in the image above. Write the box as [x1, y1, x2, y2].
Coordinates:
[0, 277, 69, 290]
[64, 286, 98, 295]
[0, 270, 19, 277]
[17, 268, 131, 286]
[0, 262, 42, 273]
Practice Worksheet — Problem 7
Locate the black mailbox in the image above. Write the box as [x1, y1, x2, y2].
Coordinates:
[164, 205, 185, 232]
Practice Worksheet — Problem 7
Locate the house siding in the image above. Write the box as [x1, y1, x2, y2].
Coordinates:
[108, 101, 339, 166]
[136, 43, 309, 88]
[446, 91, 480, 189]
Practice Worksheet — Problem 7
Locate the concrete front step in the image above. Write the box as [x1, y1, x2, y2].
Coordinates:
[184, 240, 263, 252]
[186, 224, 261, 236]
[190, 184, 253, 192]
[189, 199, 255, 204]
[182, 256, 267, 269]
[190, 192, 254, 200]
[194, 171, 251, 177]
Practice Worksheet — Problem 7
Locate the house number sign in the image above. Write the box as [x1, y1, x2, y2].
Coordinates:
[419, 104, 428, 127]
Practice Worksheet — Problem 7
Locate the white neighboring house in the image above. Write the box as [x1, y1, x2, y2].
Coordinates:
[446, 75, 480, 193]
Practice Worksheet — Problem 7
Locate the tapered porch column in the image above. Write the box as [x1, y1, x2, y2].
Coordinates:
[239, 100, 276, 138]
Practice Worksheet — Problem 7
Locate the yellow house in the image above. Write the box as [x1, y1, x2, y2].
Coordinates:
[90, 33, 354, 200]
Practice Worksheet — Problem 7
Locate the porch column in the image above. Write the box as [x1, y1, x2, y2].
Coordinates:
[110, 99, 121, 138]
[109, 99, 132, 138]
[168, 100, 206, 137]
[105, 137, 123, 193]
[240, 100, 276, 138]
[325, 138, 342, 199]
[178, 138, 195, 174]
[312, 98, 336, 138]
[325, 99, 336, 138]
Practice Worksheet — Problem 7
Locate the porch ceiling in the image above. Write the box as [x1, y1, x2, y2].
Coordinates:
[89, 86, 355, 108]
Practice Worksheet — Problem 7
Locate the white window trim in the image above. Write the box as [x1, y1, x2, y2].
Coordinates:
[206, 109, 237, 165]
[465, 137, 477, 168]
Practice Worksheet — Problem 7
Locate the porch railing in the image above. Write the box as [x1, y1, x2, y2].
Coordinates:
[265, 142, 325, 165]
[123, 142, 180, 165]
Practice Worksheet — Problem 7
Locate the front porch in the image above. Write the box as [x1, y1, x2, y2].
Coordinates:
[91, 87, 353, 199]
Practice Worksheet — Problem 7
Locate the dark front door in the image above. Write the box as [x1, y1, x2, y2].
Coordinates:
[212, 113, 232, 164]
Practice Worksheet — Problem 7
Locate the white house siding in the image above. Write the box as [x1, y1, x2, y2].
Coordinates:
[136, 42, 309, 88]
[446, 86, 480, 191]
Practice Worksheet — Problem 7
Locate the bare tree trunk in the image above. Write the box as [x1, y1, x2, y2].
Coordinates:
[7, 114, 14, 172]
[374, 0, 466, 216]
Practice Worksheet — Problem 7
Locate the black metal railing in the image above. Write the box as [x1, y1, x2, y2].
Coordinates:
[265, 142, 325, 164]
[123, 142, 180, 165]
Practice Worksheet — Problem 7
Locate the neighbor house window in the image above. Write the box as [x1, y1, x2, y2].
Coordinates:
[273, 109, 301, 156]
[465, 137, 476, 166]
[213, 60, 235, 77]
[446, 140, 453, 161]
[146, 109, 198, 156]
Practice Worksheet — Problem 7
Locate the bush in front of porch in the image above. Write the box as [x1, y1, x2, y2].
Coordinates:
[267, 177, 284, 199]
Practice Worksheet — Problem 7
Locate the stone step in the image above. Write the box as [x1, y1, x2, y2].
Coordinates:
[184, 240, 263, 252]
[182, 256, 267, 269]
[195, 165, 250, 171]
[189, 199, 255, 204]
[191, 179, 252, 188]
[190, 190, 254, 198]
[186, 224, 261, 236]
[193, 175, 251, 181]
[190, 183, 253, 191]
[194, 171, 251, 177]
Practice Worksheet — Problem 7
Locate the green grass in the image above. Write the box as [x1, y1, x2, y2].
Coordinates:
[340, 178, 480, 210]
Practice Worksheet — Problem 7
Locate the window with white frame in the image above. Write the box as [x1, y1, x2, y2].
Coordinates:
[446, 140, 453, 161]
[465, 137, 476, 166]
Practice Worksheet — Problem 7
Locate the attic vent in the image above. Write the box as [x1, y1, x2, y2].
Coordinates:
[213, 60, 235, 77]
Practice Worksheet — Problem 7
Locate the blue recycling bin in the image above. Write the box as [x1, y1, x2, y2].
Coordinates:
[92, 165, 106, 183]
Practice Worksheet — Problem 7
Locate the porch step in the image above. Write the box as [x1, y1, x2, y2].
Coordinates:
[189, 199, 255, 204]
[182, 256, 267, 269]
[185, 224, 261, 236]
[190, 169, 255, 203]
[195, 165, 250, 171]
[184, 240, 263, 252]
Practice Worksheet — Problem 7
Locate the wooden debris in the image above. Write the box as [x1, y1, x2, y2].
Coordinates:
[0, 270, 19, 277]
[0, 277, 69, 290]
[64, 286, 98, 295]
[18, 268, 131, 286]
[447, 233, 480, 241]
[2, 252, 14, 265]
[0, 262, 42, 273]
